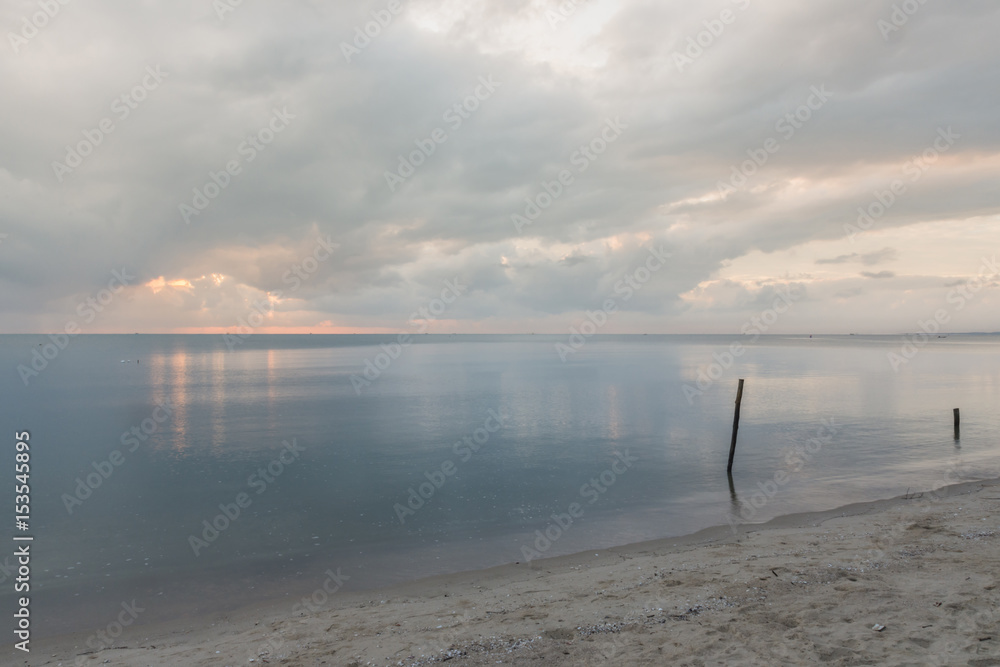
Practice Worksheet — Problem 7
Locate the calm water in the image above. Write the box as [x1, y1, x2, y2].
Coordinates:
[1, 334, 998, 638]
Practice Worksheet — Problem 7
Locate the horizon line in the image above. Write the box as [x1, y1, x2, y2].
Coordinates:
[3, 331, 998, 337]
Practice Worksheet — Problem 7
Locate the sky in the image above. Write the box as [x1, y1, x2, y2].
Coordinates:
[1, 0, 998, 335]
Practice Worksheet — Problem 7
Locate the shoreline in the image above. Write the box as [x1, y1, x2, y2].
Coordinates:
[12, 476, 1000, 665]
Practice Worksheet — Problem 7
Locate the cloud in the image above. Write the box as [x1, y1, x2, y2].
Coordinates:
[860, 271, 895, 279]
[1, 0, 999, 333]
[816, 247, 897, 266]
[858, 248, 898, 266]
[817, 253, 860, 265]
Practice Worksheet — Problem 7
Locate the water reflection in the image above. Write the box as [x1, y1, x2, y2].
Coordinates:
[169, 349, 189, 453]
[210, 351, 226, 449]
[3, 334, 1000, 640]
[606, 384, 622, 445]
[267, 348, 278, 432]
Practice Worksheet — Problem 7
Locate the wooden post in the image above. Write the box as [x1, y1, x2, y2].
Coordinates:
[954, 408, 960, 440]
[727, 379, 745, 474]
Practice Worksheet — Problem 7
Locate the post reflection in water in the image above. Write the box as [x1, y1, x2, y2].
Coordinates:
[727, 472, 742, 526]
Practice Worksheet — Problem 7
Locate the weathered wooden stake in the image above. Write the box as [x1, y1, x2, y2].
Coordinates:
[954, 408, 960, 440]
[727, 379, 745, 474]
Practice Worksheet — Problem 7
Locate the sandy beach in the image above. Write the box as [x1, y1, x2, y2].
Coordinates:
[12, 477, 1000, 667]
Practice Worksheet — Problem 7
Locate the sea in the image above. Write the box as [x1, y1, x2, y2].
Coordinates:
[1, 333, 998, 638]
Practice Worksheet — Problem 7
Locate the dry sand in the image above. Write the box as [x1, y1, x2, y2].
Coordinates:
[10, 478, 1000, 667]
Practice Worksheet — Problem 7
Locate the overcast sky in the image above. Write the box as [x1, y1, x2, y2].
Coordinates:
[1, 0, 998, 334]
